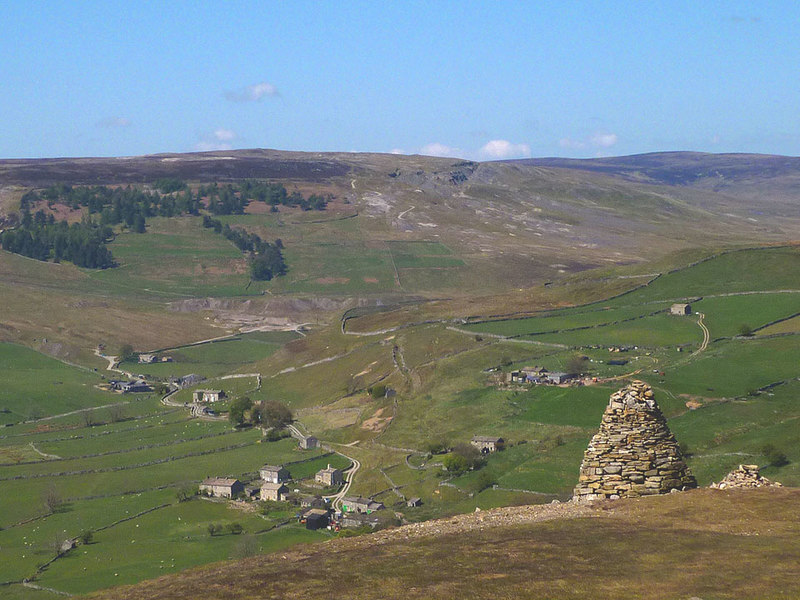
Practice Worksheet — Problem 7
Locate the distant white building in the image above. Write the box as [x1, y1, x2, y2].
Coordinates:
[192, 389, 225, 403]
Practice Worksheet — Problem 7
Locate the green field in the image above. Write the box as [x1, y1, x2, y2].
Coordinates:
[692, 292, 800, 337]
[0, 343, 134, 425]
[88, 217, 267, 298]
[2, 244, 799, 595]
[124, 332, 298, 379]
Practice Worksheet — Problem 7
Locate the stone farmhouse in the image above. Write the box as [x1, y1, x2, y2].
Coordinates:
[670, 303, 692, 315]
[315, 464, 344, 486]
[192, 389, 226, 403]
[199, 477, 243, 498]
[138, 353, 157, 364]
[109, 379, 152, 393]
[471, 435, 504, 454]
[260, 464, 290, 483]
[260, 481, 289, 502]
[341, 496, 384, 513]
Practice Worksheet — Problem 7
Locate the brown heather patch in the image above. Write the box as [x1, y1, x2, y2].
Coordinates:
[89, 487, 800, 600]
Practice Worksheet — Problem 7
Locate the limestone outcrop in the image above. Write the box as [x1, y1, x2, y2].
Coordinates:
[573, 380, 697, 500]
[710, 464, 782, 489]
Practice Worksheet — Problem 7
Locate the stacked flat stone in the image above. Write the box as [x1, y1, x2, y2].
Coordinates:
[710, 464, 782, 489]
[573, 380, 697, 501]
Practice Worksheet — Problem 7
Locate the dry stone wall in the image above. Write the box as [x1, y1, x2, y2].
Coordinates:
[573, 380, 697, 501]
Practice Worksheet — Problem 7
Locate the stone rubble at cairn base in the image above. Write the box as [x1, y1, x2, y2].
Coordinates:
[710, 464, 782, 489]
[573, 380, 697, 501]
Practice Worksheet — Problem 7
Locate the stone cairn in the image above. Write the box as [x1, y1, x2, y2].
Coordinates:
[573, 380, 697, 501]
[710, 464, 782, 489]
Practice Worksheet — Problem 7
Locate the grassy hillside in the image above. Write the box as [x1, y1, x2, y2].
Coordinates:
[84, 487, 800, 600]
[1, 150, 799, 597]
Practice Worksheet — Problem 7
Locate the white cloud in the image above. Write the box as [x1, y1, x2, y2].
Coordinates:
[559, 132, 619, 151]
[389, 148, 405, 155]
[213, 128, 236, 142]
[590, 133, 618, 148]
[96, 117, 131, 128]
[194, 140, 232, 152]
[194, 128, 238, 152]
[479, 139, 531, 159]
[559, 138, 585, 149]
[225, 81, 279, 102]
[419, 142, 466, 158]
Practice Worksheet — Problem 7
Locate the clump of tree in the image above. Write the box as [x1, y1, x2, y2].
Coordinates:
[738, 323, 755, 337]
[201, 216, 286, 281]
[565, 354, 589, 375]
[368, 384, 387, 399]
[426, 439, 449, 455]
[228, 396, 254, 426]
[42, 485, 63, 514]
[442, 443, 486, 475]
[0, 209, 114, 268]
[118, 344, 137, 362]
[176, 486, 196, 502]
[256, 400, 293, 429]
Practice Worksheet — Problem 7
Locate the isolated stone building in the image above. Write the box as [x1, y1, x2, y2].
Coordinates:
[193, 389, 225, 403]
[669, 303, 692, 315]
[471, 435, 504, 454]
[573, 381, 696, 500]
[315, 464, 344, 486]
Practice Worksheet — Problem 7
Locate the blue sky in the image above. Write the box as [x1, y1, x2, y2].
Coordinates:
[2, 1, 798, 159]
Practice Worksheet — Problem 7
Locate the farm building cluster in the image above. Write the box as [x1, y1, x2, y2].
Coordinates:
[502, 366, 575, 386]
[199, 457, 392, 530]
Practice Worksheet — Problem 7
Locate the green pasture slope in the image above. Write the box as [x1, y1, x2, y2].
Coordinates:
[0, 402, 335, 594]
[122, 331, 299, 379]
[88, 217, 269, 298]
[0, 343, 141, 425]
[361, 246, 800, 514]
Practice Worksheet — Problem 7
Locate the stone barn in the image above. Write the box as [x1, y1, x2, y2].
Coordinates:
[470, 435, 504, 454]
[573, 381, 696, 501]
[199, 478, 244, 499]
[669, 303, 692, 315]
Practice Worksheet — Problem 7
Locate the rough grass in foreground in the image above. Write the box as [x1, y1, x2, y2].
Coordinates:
[86, 487, 800, 600]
